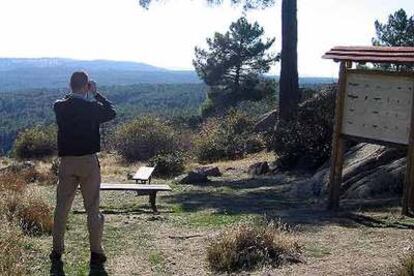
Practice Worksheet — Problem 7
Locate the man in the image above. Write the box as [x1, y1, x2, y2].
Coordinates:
[50, 71, 116, 267]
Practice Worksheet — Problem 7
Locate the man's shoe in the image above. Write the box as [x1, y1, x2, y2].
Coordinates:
[49, 251, 64, 276]
[90, 252, 107, 266]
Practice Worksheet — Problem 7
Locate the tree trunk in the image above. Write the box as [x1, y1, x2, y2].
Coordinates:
[279, 0, 300, 122]
[234, 65, 241, 95]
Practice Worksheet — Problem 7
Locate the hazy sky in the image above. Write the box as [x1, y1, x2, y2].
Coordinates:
[0, 0, 413, 77]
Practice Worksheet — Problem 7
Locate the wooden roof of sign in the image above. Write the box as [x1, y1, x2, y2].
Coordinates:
[323, 46, 414, 63]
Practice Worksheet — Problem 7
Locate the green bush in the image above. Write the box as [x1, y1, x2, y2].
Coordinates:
[112, 116, 180, 162]
[271, 86, 336, 171]
[12, 126, 56, 159]
[194, 110, 257, 163]
[149, 152, 185, 178]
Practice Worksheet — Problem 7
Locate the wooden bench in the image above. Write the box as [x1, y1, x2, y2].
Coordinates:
[132, 166, 156, 184]
[100, 183, 171, 213]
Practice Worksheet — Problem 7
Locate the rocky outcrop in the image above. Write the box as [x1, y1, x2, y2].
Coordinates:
[175, 171, 209, 184]
[254, 110, 278, 133]
[193, 166, 222, 177]
[248, 162, 269, 176]
[290, 143, 406, 199]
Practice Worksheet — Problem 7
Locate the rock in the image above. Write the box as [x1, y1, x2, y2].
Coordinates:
[289, 143, 406, 199]
[254, 110, 278, 132]
[343, 157, 405, 199]
[175, 171, 209, 184]
[248, 162, 269, 176]
[194, 166, 222, 177]
[268, 161, 279, 173]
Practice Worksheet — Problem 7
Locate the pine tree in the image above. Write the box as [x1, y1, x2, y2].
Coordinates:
[372, 9, 414, 71]
[139, 0, 300, 121]
[193, 17, 277, 95]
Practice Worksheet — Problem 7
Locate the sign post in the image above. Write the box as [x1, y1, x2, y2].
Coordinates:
[323, 46, 414, 215]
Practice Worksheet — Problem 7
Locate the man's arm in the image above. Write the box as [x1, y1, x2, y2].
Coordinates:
[94, 92, 116, 123]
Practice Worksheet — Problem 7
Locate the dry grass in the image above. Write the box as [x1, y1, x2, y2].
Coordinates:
[0, 218, 26, 276]
[0, 170, 53, 236]
[27, 159, 58, 186]
[99, 152, 145, 182]
[0, 170, 27, 193]
[15, 190, 53, 236]
[207, 220, 302, 272]
[394, 247, 414, 276]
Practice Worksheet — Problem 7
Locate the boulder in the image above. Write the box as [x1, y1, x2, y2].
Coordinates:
[175, 171, 209, 184]
[248, 162, 269, 176]
[289, 143, 406, 199]
[254, 110, 278, 133]
[194, 166, 222, 177]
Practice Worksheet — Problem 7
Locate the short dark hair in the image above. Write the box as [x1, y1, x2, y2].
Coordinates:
[70, 71, 89, 91]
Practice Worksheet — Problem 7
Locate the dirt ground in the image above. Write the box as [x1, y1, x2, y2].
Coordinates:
[23, 152, 414, 275]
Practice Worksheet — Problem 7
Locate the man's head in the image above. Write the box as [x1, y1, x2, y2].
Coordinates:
[70, 71, 89, 94]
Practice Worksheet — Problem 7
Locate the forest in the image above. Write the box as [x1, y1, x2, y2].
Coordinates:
[0, 83, 206, 154]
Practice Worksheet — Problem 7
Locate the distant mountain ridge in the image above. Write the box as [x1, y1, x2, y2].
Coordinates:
[0, 58, 335, 92]
[0, 57, 165, 72]
[0, 58, 201, 92]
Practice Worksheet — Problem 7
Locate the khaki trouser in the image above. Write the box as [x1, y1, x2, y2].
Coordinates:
[52, 154, 104, 254]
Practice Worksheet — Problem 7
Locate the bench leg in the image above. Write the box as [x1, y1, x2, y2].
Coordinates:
[149, 192, 158, 214]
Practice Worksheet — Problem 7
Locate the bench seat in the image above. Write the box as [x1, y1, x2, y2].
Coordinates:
[100, 183, 171, 213]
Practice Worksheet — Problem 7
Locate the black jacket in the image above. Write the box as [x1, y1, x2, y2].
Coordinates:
[54, 93, 116, 157]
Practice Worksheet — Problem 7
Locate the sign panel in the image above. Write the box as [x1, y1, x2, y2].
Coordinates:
[342, 70, 414, 145]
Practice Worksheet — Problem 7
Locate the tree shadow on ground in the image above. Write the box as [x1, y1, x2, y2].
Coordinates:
[73, 205, 173, 215]
[193, 176, 291, 190]
[163, 177, 412, 230]
[164, 181, 298, 214]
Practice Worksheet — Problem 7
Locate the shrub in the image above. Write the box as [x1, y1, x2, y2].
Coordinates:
[207, 220, 301, 272]
[12, 126, 56, 159]
[16, 193, 53, 236]
[194, 110, 257, 162]
[194, 118, 228, 162]
[201, 77, 277, 118]
[149, 152, 185, 178]
[245, 135, 266, 154]
[200, 95, 216, 118]
[0, 171, 27, 194]
[35, 159, 59, 186]
[112, 116, 180, 162]
[0, 170, 53, 236]
[50, 158, 60, 177]
[271, 86, 336, 171]
[0, 220, 26, 276]
[35, 158, 59, 186]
